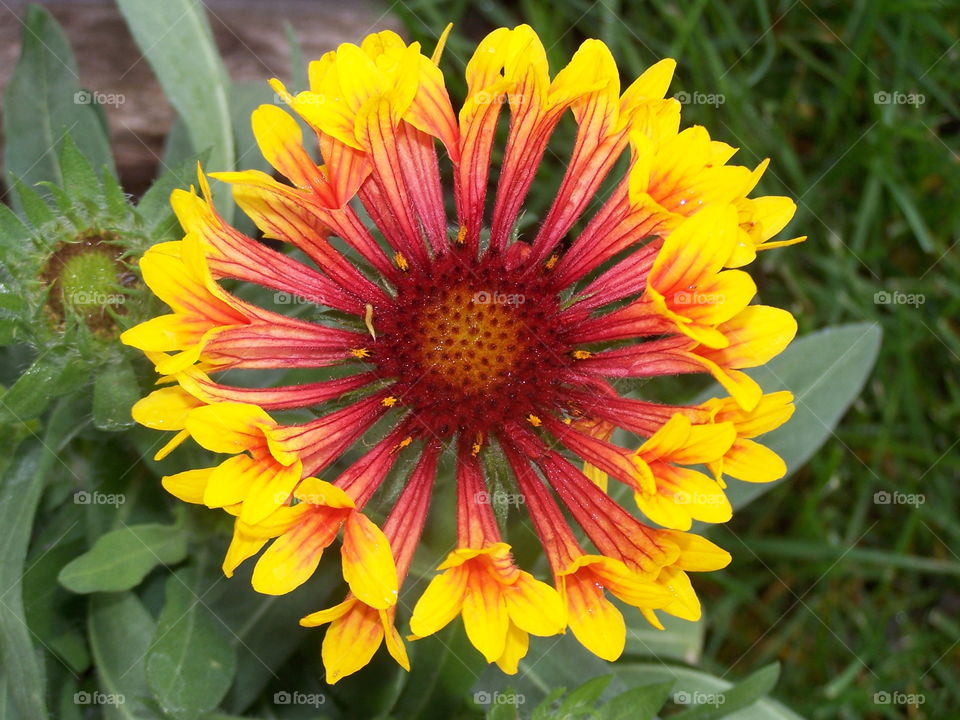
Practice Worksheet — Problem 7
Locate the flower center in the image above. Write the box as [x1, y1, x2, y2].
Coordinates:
[375, 250, 571, 438]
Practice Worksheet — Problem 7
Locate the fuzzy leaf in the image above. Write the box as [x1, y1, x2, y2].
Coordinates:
[58, 524, 188, 594]
[2, 5, 114, 202]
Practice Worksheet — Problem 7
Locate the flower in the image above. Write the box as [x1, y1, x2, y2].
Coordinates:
[123, 24, 802, 681]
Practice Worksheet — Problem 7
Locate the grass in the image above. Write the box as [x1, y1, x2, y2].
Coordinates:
[394, 1, 960, 717]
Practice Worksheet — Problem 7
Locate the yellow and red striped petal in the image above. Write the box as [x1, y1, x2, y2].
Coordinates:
[461, 570, 510, 662]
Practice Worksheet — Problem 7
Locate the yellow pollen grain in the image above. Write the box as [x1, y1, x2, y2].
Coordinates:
[382, 396, 398, 407]
[351, 348, 370, 359]
[572, 350, 592, 359]
[394, 252, 409, 271]
[472, 433, 483, 456]
[546, 254, 559, 270]
[365, 303, 376, 340]
[393, 436, 413, 453]
[455, 225, 467, 245]
[527, 414, 542, 427]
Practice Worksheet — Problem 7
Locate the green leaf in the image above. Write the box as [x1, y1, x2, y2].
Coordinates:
[615, 663, 804, 720]
[555, 675, 612, 715]
[700, 322, 883, 511]
[58, 134, 103, 203]
[11, 177, 56, 230]
[0, 444, 51, 720]
[0, 347, 88, 427]
[214, 561, 332, 714]
[0, 398, 88, 720]
[0, 202, 32, 260]
[672, 663, 780, 719]
[146, 568, 238, 720]
[116, 0, 235, 221]
[137, 151, 211, 243]
[2, 5, 114, 201]
[88, 592, 161, 720]
[598, 680, 676, 720]
[92, 353, 139, 431]
[58, 524, 188, 594]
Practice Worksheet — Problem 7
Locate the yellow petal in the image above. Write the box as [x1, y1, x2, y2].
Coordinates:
[251, 509, 338, 594]
[409, 567, 468, 638]
[237, 460, 303, 526]
[223, 520, 270, 578]
[656, 567, 702, 621]
[300, 597, 355, 627]
[494, 621, 529, 675]
[724, 438, 787, 483]
[131, 386, 202, 431]
[657, 531, 731, 572]
[341, 512, 398, 609]
[203, 455, 259, 509]
[563, 572, 625, 661]
[461, 572, 509, 663]
[185, 401, 275, 454]
[161, 467, 212, 504]
[321, 600, 384, 684]
[503, 572, 566, 637]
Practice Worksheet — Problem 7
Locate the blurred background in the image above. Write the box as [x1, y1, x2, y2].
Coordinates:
[1, 1, 958, 718]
